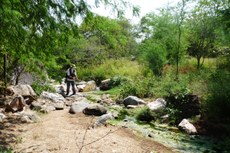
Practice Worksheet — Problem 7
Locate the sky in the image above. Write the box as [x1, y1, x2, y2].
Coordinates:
[90, 0, 181, 24]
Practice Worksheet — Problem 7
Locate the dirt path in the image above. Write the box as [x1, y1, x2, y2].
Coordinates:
[9, 108, 174, 153]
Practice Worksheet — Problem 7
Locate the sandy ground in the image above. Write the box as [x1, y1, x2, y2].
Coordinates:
[1, 108, 175, 153]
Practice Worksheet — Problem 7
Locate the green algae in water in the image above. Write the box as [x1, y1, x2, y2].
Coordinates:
[118, 119, 215, 153]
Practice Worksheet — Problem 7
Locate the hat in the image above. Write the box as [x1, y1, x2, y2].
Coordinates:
[71, 64, 76, 68]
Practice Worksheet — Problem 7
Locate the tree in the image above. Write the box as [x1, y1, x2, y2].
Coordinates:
[59, 15, 137, 67]
[0, 0, 139, 93]
[187, 0, 218, 69]
[138, 39, 167, 76]
[137, 7, 189, 76]
[175, 0, 187, 79]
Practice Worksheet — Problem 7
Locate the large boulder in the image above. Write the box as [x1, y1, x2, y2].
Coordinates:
[178, 119, 197, 134]
[83, 104, 107, 116]
[6, 84, 36, 105]
[7, 84, 36, 96]
[18, 72, 34, 85]
[41, 91, 65, 104]
[123, 96, 146, 107]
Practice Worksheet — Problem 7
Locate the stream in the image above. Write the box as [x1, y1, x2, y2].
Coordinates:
[116, 116, 216, 153]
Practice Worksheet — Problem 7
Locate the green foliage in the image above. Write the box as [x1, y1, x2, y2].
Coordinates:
[213, 137, 230, 152]
[31, 82, 55, 96]
[0, 147, 12, 153]
[217, 54, 230, 71]
[108, 76, 128, 88]
[135, 107, 157, 123]
[78, 58, 144, 84]
[138, 40, 168, 76]
[205, 70, 230, 122]
[64, 16, 138, 67]
[117, 109, 129, 120]
[119, 77, 155, 98]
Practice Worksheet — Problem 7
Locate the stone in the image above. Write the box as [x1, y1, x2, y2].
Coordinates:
[83, 104, 107, 116]
[92, 113, 114, 128]
[5, 95, 26, 113]
[69, 101, 90, 114]
[123, 96, 146, 107]
[147, 98, 167, 112]
[178, 119, 197, 134]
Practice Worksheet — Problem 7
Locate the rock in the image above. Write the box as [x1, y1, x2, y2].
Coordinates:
[178, 119, 197, 134]
[127, 105, 138, 109]
[5, 95, 26, 113]
[8, 84, 36, 96]
[40, 105, 56, 113]
[92, 113, 114, 128]
[84, 80, 97, 92]
[77, 84, 86, 92]
[77, 81, 97, 92]
[99, 79, 111, 91]
[18, 72, 34, 85]
[147, 98, 167, 112]
[41, 91, 65, 104]
[52, 102, 65, 110]
[53, 84, 66, 95]
[98, 94, 113, 105]
[0, 113, 6, 122]
[123, 96, 146, 107]
[20, 112, 41, 123]
[69, 102, 90, 114]
[23, 95, 36, 105]
[30, 101, 43, 111]
[83, 104, 107, 116]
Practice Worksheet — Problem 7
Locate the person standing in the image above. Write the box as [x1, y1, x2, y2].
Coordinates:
[65, 64, 77, 95]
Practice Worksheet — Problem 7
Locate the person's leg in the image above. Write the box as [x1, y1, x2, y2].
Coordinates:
[71, 81, 76, 94]
[66, 81, 70, 95]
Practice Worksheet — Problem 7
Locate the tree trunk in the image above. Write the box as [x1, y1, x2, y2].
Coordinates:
[197, 55, 201, 69]
[4, 54, 7, 97]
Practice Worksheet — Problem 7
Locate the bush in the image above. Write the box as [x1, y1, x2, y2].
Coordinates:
[117, 109, 129, 120]
[78, 58, 144, 84]
[135, 107, 157, 123]
[119, 77, 155, 99]
[138, 40, 167, 76]
[205, 70, 230, 122]
[31, 82, 55, 95]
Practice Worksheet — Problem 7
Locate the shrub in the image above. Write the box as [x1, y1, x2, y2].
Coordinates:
[31, 82, 55, 95]
[135, 107, 157, 123]
[138, 40, 167, 76]
[119, 77, 155, 99]
[117, 109, 129, 120]
[78, 58, 144, 84]
[205, 70, 230, 122]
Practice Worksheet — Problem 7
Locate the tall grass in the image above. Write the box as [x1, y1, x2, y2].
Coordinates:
[78, 58, 146, 84]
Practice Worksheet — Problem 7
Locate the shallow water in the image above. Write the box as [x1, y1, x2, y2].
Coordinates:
[118, 117, 216, 153]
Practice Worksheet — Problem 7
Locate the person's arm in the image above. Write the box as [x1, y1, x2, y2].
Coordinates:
[72, 69, 79, 81]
